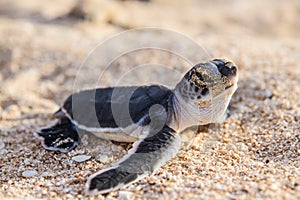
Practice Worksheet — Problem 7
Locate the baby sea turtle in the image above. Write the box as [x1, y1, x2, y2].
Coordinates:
[35, 58, 238, 195]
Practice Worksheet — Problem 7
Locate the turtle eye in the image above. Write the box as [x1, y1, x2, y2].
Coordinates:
[201, 88, 209, 95]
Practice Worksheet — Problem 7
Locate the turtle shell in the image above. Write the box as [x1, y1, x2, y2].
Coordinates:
[61, 85, 173, 129]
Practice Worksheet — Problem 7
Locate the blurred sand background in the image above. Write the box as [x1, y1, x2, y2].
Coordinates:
[0, 0, 300, 199]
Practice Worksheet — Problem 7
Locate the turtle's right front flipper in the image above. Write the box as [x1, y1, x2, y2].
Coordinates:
[35, 117, 79, 152]
[85, 125, 181, 195]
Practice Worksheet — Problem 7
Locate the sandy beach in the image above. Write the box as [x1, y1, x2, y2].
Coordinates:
[0, 0, 299, 199]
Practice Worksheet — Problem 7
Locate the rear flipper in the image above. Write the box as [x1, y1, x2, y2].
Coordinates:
[34, 117, 79, 152]
[85, 125, 181, 195]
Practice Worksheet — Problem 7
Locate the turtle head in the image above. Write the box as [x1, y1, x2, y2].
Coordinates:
[174, 58, 238, 126]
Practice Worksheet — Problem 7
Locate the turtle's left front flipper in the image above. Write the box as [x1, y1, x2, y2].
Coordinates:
[34, 117, 80, 152]
[85, 125, 181, 195]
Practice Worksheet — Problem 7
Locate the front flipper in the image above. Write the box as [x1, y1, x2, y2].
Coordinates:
[34, 117, 79, 152]
[85, 125, 181, 195]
